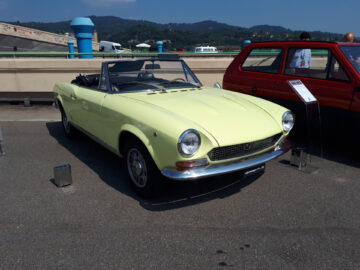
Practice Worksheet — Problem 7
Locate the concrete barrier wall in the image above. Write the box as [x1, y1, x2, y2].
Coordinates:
[0, 57, 234, 99]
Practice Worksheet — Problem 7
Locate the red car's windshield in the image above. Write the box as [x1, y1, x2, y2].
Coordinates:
[339, 45, 360, 74]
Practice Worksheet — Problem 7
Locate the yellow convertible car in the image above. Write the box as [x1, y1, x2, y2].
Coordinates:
[53, 57, 294, 196]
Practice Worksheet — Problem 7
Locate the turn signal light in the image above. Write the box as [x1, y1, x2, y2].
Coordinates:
[176, 158, 208, 170]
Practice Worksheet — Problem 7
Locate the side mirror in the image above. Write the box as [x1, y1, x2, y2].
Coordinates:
[214, 82, 222, 89]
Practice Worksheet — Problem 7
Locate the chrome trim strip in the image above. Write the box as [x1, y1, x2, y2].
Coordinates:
[161, 144, 290, 180]
[70, 122, 119, 154]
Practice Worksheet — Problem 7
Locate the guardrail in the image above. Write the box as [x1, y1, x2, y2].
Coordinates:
[0, 51, 240, 58]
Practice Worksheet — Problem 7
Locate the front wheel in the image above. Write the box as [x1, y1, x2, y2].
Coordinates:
[124, 139, 162, 197]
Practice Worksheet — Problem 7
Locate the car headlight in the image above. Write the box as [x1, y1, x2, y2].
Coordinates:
[282, 111, 295, 132]
[177, 129, 201, 157]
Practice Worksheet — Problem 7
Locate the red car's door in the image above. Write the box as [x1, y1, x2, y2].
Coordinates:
[279, 46, 355, 110]
[337, 44, 360, 113]
[223, 47, 284, 99]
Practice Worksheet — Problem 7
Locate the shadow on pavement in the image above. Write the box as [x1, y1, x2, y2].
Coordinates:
[140, 172, 261, 211]
[289, 111, 360, 168]
[46, 121, 263, 211]
[263, 97, 360, 168]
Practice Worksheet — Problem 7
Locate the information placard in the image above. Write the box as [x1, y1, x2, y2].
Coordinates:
[287, 80, 317, 103]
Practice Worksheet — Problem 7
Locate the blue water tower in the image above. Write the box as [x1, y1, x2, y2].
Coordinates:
[156, 41, 163, 53]
[70, 17, 94, 59]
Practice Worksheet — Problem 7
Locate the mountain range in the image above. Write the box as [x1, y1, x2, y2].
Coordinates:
[9, 16, 345, 50]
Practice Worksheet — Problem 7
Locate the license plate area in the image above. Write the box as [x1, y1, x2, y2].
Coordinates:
[244, 164, 265, 176]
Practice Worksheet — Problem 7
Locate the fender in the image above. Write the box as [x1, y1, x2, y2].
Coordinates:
[53, 85, 67, 114]
[55, 95, 64, 112]
[54, 83, 79, 121]
[119, 124, 159, 164]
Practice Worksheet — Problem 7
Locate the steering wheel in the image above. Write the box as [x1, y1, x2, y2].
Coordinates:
[137, 71, 154, 81]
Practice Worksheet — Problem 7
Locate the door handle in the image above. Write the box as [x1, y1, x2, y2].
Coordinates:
[70, 94, 77, 100]
[252, 87, 257, 93]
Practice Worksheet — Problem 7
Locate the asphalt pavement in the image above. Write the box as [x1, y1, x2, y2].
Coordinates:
[0, 104, 360, 270]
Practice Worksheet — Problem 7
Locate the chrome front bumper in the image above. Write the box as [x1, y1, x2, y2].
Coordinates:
[161, 142, 290, 180]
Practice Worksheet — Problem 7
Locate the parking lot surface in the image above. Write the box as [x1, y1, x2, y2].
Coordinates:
[0, 104, 360, 269]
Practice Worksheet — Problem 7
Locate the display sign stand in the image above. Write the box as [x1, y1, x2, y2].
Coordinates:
[287, 80, 322, 173]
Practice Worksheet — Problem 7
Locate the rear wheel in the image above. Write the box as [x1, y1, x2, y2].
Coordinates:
[124, 138, 162, 197]
[60, 106, 78, 139]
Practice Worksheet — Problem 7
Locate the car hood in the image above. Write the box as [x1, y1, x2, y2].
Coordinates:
[124, 88, 285, 146]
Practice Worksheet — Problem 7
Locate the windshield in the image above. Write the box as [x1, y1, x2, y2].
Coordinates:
[339, 45, 360, 74]
[114, 45, 122, 50]
[107, 59, 201, 92]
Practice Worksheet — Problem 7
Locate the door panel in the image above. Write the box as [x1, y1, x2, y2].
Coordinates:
[224, 47, 284, 98]
[73, 87, 108, 141]
[282, 48, 354, 110]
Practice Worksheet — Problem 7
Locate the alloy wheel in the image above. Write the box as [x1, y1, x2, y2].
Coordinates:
[127, 148, 148, 188]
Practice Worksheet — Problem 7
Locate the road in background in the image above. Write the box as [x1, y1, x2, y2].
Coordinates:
[0, 104, 60, 122]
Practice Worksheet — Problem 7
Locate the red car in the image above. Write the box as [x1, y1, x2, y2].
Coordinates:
[223, 41, 360, 115]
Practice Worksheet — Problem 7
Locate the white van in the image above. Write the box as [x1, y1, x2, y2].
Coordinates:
[99, 41, 124, 53]
[194, 46, 218, 53]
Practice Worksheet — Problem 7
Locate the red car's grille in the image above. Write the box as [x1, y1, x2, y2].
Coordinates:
[207, 133, 282, 161]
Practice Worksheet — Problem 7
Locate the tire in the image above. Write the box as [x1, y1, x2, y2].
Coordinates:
[60, 106, 78, 139]
[124, 138, 162, 197]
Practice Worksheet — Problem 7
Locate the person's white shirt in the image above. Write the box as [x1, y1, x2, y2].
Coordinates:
[289, 49, 311, 68]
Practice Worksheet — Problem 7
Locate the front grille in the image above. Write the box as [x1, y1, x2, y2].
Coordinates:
[208, 133, 282, 161]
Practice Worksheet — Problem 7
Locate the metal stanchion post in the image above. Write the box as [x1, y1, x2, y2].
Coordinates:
[53, 164, 72, 187]
[24, 98, 31, 107]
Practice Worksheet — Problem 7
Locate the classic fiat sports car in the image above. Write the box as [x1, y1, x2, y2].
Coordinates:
[54, 58, 294, 196]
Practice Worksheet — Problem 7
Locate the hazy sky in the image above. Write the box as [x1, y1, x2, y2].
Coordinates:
[0, 0, 358, 35]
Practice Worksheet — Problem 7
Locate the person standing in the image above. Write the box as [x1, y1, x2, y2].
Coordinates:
[289, 32, 312, 69]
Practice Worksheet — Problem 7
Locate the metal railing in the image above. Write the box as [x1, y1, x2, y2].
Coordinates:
[0, 51, 240, 58]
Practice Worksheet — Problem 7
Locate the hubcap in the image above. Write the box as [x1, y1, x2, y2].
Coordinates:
[127, 148, 148, 188]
